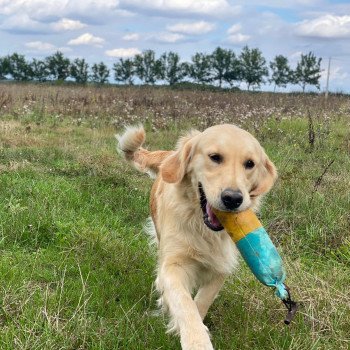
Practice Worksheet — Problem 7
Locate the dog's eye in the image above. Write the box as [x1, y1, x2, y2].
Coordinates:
[244, 159, 255, 169]
[209, 153, 223, 164]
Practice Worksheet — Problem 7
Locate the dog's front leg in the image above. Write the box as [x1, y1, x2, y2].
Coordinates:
[159, 262, 214, 350]
[195, 274, 226, 321]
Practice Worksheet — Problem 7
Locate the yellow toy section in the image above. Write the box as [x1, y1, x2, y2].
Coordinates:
[213, 209, 262, 242]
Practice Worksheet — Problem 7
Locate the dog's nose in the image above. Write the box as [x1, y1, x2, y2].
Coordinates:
[221, 189, 243, 210]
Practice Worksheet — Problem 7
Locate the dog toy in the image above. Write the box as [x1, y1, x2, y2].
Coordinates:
[212, 208, 297, 324]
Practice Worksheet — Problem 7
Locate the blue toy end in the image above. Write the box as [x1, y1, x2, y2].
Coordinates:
[275, 282, 289, 300]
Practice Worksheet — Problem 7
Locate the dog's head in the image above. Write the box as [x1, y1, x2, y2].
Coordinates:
[160, 124, 277, 231]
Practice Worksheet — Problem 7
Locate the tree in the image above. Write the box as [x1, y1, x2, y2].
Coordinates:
[70, 58, 89, 83]
[29, 59, 50, 82]
[189, 52, 212, 84]
[294, 52, 322, 92]
[7, 53, 31, 81]
[113, 58, 134, 85]
[210, 47, 238, 87]
[0, 56, 10, 80]
[91, 62, 110, 84]
[223, 52, 242, 87]
[134, 50, 161, 84]
[269, 55, 292, 91]
[159, 52, 188, 86]
[46, 51, 70, 81]
[239, 46, 268, 90]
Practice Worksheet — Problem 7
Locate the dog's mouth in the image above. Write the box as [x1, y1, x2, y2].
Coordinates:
[198, 183, 224, 232]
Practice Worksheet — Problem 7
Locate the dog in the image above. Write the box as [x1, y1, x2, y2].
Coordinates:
[117, 124, 277, 350]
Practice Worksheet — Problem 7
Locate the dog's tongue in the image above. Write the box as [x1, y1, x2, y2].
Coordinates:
[206, 203, 222, 228]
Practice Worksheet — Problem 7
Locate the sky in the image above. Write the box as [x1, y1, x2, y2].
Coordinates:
[0, 0, 350, 92]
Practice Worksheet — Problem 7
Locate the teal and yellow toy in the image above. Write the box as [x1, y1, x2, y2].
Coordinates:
[213, 209, 297, 324]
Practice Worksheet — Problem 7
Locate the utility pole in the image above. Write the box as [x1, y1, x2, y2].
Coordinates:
[325, 57, 331, 100]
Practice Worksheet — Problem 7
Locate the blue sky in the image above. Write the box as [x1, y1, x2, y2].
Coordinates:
[0, 0, 350, 92]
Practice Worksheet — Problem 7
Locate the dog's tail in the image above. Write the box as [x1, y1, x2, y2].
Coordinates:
[116, 125, 173, 176]
[117, 125, 146, 161]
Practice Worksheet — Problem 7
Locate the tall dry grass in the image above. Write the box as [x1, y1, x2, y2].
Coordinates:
[1, 83, 349, 130]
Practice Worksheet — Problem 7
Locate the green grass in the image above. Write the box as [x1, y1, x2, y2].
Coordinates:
[0, 112, 349, 349]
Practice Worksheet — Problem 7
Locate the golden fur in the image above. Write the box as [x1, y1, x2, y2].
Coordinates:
[117, 124, 277, 350]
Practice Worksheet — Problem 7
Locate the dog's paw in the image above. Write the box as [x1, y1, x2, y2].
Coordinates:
[181, 327, 214, 350]
[182, 340, 214, 350]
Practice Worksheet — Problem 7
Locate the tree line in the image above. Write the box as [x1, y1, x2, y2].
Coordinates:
[0, 47, 322, 92]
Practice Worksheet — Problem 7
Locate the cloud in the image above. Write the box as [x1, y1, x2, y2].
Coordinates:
[153, 32, 185, 43]
[167, 21, 215, 35]
[105, 47, 141, 58]
[0, 0, 65, 17]
[227, 24, 242, 35]
[288, 51, 303, 63]
[51, 18, 87, 31]
[25, 41, 72, 54]
[122, 33, 140, 41]
[226, 23, 250, 43]
[330, 66, 348, 82]
[118, 0, 241, 18]
[25, 41, 56, 51]
[231, 0, 323, 9]
[0, 0, 132, 27]
[320, 64, 348, 82]
[227, 33, 250, 43]
[0, 14, 45, 34]
[0, 0, 120, 21]
[68, 33, 105, 47]
[122, 31, 185, 44]
[295, 15, 350, 39]
[0, 14, 87, 35]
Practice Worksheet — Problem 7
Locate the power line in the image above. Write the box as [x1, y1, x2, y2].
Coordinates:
[325, 57, 331, 99]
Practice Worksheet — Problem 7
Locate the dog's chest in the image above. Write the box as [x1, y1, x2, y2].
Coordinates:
[187, 231, 239, 275]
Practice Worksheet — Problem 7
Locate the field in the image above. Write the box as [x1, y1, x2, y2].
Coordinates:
[0, 83, 349, 349]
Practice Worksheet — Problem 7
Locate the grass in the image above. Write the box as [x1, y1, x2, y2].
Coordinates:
[0, 85, 349, 349]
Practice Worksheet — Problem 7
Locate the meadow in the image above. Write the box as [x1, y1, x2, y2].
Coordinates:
[0, 83, 349, 349]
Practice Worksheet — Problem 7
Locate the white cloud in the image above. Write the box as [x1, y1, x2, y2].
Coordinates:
[122, 31, 185, 44]
[51, 18, 87, 31]
[227, 24, 242, 35]
[227, 33, 250, 44]
[122, 33, 140, 41]
[153, 32, 185, 43]
[288, 51, 303, 64]
[118, 0, 241, 18]
[232, 0, 322, 9]
[68, 33, 105, 47]
[295, 15, 350, 39]
[25, 41, 56, 51]
[319, 64, 348, 91]
[0, 13, 88, 35]
[167, 21, 215, 35]
[320, 65, 348, 82]
[25, 41, 72, 54]
[226, 23, 250, 43]
[329, 66, 348, 82]
[0, 13, 44, 33]
[105, 47, 141, 57]
[0, 0, 119, 20]
[0, 0, 65, 17]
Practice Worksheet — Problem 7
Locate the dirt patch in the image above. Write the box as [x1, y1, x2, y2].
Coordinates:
[0, 120, 22, 132]
[0, 121, 45, 148]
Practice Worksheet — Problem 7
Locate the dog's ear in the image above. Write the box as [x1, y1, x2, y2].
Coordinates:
[250, 151, 277, 196]
[160, 131, 199, 183]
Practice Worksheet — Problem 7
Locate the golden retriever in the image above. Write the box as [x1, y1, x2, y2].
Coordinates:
[117, 124, 277, 350]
